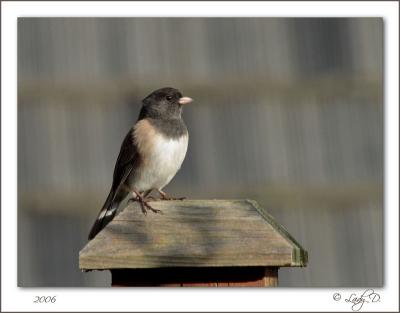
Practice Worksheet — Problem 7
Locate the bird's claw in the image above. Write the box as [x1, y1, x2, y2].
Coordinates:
[141, 200, 163, 214]
[139, 202, 148, 215]
[129, 195, 163, 215]
[148, 206, 163, 214]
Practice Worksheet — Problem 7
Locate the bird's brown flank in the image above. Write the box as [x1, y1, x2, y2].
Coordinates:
[133, 119, 157, 165]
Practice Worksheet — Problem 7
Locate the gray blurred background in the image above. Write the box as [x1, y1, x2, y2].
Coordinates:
[18, 18, 383, 287]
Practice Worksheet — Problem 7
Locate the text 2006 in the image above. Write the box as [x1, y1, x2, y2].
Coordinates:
[33, 296, 56, 303]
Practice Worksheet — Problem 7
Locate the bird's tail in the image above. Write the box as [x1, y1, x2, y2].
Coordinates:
[88, 190, 118, 240]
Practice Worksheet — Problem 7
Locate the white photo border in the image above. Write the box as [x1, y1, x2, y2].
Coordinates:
[1, 1, 398, 312]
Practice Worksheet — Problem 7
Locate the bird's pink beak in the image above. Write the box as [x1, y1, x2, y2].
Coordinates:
[178, 97, 193, 105]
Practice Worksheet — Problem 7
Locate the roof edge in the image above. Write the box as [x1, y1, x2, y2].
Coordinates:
[246, 199, 308, 267]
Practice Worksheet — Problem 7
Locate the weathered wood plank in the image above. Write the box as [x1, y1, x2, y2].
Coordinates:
[80, 200, 308, 270]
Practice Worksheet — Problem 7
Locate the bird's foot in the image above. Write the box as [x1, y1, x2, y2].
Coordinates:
[128, 194, 163, 215]
[156, 189, 186, 201]
[141, 199, 163, 214]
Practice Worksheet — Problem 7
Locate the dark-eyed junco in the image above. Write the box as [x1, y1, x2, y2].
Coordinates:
[88, 87, 192, 240]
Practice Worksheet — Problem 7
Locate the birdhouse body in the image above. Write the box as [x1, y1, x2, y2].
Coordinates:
[80, 199, 307, 287]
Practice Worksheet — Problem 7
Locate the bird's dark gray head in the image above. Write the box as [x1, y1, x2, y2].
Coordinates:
[139, 87, 193, 120]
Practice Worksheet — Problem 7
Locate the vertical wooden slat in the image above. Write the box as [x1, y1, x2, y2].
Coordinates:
[264, 267, 279, 287]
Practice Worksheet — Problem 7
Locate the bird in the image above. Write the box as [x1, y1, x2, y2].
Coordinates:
[88, 87, 192, 240]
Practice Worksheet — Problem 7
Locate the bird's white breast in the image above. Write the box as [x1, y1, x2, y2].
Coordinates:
[135, 133, 188, 191]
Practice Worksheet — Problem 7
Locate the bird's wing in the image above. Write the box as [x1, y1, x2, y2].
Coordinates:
[87, 128, 138, 240]
[110, 118, 156, 197]
[110, 128, 138, 195]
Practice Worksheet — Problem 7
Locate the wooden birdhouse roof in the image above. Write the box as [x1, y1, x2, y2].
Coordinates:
[79, 199, 308, 270]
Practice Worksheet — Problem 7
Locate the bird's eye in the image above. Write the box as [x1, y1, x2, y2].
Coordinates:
[166, 95, 173, 101]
